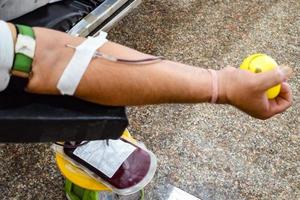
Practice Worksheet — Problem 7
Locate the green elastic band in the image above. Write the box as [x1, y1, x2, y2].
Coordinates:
[13, 24, 35, 74]
[16, 24, 35, 38]
[13, 53, 33, 73]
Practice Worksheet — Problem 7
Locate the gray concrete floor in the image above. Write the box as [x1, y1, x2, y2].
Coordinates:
[1, 0, 299, 199]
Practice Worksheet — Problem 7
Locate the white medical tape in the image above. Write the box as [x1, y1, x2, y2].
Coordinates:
[0, 20, 14, 92]
[15, 34, 36, 58]
[57, 31, 108, 95]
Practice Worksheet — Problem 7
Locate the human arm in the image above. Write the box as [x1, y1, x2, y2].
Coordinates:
[6, 23, 292, 119]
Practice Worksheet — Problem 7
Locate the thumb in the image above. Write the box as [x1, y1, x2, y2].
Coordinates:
[255, 65, 292, 90]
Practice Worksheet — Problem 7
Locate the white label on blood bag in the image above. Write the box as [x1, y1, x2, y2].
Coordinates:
[73, 140, 136, 178]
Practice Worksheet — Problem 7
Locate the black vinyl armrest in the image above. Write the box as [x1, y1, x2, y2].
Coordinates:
[0, 91, 128, 143]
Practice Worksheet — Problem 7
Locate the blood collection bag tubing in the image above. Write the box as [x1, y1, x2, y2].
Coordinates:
[58, 31, 164, 96]
[65, 44, 165, 64]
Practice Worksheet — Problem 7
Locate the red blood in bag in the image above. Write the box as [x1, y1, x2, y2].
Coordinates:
[64, 139, 151, 189]
[108, 147, 151, 188]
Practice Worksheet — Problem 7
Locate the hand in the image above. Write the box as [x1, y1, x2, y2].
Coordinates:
[218, 66, 292, 119]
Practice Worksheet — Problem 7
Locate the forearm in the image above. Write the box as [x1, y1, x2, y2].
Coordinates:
[4, 22, 292, 119]
[24, 26, 215, 105]
[77, 56, 213, 105]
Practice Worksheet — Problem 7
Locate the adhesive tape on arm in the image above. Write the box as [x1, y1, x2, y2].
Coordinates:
[0, 21, 14, 91]
[57, 32, 108, 95]
[15, 34, 36, 58]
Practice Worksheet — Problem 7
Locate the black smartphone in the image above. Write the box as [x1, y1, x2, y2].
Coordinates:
[63, 139, 151, 189]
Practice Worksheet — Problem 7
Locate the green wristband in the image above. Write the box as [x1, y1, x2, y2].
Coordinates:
[13, 54, 33, 74]
[12, 24, 35, 76]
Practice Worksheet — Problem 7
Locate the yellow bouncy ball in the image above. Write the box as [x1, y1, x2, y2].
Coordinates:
[240, 53, 281, 99]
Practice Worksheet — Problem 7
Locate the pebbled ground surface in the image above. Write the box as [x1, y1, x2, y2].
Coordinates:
[1, 0, 299, 199]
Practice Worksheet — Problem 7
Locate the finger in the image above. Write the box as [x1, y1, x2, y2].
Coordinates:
[279, 65, 293, 80]
[255, 65, 293, 91]
[269, 83, 292, 114]
[255, 67, 285, 90]
[278, 82, 292, 101]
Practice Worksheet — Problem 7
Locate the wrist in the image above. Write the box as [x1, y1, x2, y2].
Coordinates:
[207, 69, 218, 103]
[216, 68, 231, 104]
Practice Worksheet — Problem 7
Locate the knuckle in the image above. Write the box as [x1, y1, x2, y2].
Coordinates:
[285, 101, 293, 110]
[274, 71, 283, 83]
[248, 78, 258, 90]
